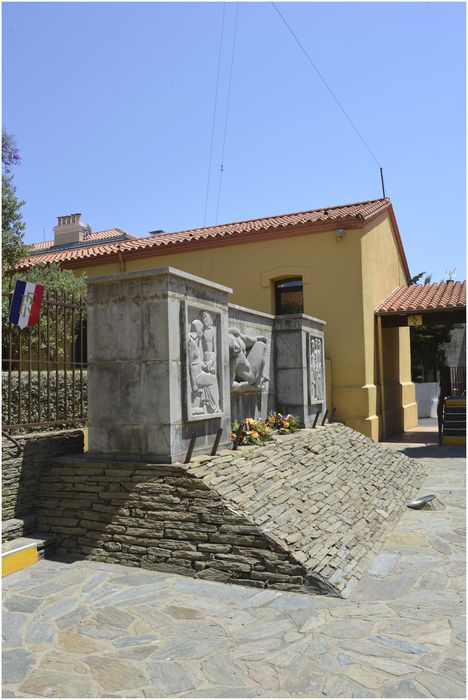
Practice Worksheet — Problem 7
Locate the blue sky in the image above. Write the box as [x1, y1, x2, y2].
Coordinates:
[2, 1, 466, 282]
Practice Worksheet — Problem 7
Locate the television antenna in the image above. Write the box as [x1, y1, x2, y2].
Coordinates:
[445, 268, 456, 281]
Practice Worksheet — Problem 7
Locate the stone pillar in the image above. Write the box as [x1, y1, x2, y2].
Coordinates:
[274, 314, 326, 427]
[228, 304, 275, 422]
[87, 267, 232, 464]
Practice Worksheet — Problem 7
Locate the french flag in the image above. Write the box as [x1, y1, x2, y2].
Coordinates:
[9, 280, 45, 329]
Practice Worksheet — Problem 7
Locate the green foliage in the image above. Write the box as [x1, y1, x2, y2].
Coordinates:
[408, 271, 456, 382]
[2, 131, 27, 274]
[2, 370, 88, 434]
[409, 271, 432, 285]
[2, 264, 87, 383]
[411, 324, 453, 382]
[8, 263, 87, 300]
[2, 131, 21, 173]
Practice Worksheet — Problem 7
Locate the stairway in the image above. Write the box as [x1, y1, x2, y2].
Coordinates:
[442, 397, 466, 445]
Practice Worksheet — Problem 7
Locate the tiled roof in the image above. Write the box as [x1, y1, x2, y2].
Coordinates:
[17, 198, 396, 271]
[376, 281, 466, 315]
[28, 229, 136, 253]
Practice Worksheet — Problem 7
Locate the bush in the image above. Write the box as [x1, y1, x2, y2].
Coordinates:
[2, 370, 87, 433]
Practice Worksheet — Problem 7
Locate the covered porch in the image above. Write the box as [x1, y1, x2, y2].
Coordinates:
[375, 280, 466, 442]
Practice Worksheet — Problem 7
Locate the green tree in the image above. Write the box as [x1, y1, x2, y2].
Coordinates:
[9, 262, 87, 300]
[2, 131, 28, 274]
[409, 272, 455, 382]
[3, 263, 87, 366]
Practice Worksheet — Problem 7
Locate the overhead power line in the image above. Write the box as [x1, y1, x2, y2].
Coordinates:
[215, 3, 239, 223]
[204, 3, 226, 227]
[271, 2, 381, 169]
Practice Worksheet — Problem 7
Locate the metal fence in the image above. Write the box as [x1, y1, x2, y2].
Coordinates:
[439, 365, 466, 399]
[2, 283, 87, 433]
[448, 366, 466, 397]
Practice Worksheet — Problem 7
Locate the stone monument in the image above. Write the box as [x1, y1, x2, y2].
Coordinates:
[274, 314, 326, 426]
[87, 267, 232, 463]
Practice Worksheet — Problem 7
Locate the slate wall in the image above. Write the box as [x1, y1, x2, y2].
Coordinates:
[36, 457, 333, 595]
[35, 424, 425, 597]
[2, 430, 84, 541]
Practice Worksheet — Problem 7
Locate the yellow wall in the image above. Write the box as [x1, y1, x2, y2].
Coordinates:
[360, 212, 417, 438]
[73, 215, 412, 439]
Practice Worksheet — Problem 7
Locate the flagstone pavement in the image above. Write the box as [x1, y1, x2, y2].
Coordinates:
[2, 438, 465, 698]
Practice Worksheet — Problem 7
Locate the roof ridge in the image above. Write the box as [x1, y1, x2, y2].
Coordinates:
[18, 197, 396, 272]
[154, 198, 390, 239]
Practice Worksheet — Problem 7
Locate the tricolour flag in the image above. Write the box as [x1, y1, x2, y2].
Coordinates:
[9, 280, 45, 329]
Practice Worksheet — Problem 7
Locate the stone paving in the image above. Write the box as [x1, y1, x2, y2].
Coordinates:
[2, 438, 465, 698]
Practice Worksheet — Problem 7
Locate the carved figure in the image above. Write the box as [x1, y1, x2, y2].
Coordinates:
[201, 311, 217, 372]
[228, 327, 268, 391]
[201, 311, 220, 408]
[310, 336, 323, 401]
[188, 318, 220, 414]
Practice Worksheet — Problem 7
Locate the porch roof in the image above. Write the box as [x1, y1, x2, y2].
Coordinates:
[376, 281, 466, 316]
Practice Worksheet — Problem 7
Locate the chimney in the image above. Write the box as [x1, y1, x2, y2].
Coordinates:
[53, 213, 88, 246]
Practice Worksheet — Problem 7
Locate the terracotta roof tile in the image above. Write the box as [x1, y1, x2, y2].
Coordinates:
[28, 229, 136, 253]
[376, 281, 466, 315]
[18, 198, 391, 270]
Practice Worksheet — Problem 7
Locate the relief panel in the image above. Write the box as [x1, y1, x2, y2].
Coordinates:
[186, 305, 223, 420]
[309, 334, 324, 403]
[228, 326, 269, 393]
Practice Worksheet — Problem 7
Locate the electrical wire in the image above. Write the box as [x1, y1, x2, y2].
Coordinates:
[271, 2, 381, 168]
[203, 3, 226, 227]
[215, 3, 239, 224]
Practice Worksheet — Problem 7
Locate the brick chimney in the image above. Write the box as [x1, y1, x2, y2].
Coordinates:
[53, 213, 88, 246]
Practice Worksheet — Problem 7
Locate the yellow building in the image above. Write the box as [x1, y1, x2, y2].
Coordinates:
[19, 198, 418, 439]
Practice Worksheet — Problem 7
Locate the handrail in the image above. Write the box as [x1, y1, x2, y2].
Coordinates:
[2, 429, 23, 457]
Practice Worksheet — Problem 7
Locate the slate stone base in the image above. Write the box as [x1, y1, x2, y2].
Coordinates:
[35, 424, 425, 596]
[2, 430, 84, 542]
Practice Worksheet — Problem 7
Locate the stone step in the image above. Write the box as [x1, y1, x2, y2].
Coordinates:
[2, 515, 37, 543]
[2, 532, 58, 578]
[2, 539, 38, 577]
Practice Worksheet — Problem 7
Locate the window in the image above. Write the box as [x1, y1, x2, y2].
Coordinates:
[275, 278, 304, 315]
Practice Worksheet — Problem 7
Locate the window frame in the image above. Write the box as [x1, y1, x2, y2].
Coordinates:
[274, 277, 304, 315]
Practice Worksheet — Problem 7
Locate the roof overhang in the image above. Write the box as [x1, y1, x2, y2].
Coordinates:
[378, 309, 466, 328]
[375, 281, 466, 327]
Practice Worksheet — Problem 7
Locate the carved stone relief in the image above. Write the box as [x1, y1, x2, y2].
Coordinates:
[309, 335, 324, 402]
[187, 309, 222, 417]
[228, 327, 269, 392]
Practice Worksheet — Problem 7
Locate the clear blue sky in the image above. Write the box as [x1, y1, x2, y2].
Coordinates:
[3, 1, 466, 282]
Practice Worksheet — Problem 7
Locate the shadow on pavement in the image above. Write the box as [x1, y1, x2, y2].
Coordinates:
[397, 443, 466, 459]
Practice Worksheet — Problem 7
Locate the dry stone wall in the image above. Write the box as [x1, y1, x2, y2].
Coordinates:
[36, 458, 333, 595]
[189, 424, 426, 595]
[2, 430, 84, 542]
[35, 424, 425, 597]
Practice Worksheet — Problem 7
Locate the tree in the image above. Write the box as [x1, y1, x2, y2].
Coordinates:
[9, 262, 87, 300]
[409, 272, 456, 382]
[411, 324, 453, 382]
[2, 131, 28, 274]
[3, 262, 87, 367]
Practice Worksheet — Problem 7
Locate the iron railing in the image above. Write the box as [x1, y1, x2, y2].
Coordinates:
[2, 282, 87, 433]
[448, 366, 466, 397]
